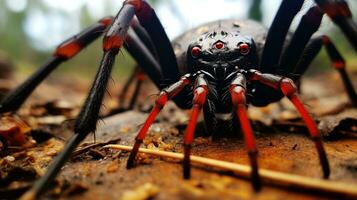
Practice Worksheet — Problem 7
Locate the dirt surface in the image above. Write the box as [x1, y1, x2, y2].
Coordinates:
[0, 71, 356, 200]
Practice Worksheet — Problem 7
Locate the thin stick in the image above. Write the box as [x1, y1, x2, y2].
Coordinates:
[105, 144, 357, 198]
[72, 137, 121, 157]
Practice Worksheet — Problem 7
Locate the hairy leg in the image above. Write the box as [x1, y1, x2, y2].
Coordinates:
[20, 1, 156, 199]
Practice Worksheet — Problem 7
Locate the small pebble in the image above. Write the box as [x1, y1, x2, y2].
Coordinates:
[4, 155, 15, 162]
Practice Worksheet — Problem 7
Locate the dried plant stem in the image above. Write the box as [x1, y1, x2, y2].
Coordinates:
[105, 144, 357, 198]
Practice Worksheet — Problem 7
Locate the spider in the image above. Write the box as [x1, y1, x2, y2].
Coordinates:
[0, 0, 355, 199]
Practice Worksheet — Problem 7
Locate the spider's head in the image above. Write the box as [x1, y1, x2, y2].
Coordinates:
[187, 29, 257, 80]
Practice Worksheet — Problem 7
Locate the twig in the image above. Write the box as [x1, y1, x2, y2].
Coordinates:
[105, 144, 357, 198]
[72, 138, 121, 157]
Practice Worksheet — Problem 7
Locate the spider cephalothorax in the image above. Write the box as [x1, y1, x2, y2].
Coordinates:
[0, 0, 355, 199]
[187, 28, 258, 80]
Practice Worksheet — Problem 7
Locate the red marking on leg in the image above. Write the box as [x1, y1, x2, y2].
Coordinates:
[133, 76, 191, 143]
[322, 2, 352, 19]
[126, 75, 192, 169]
[236, 104, 261, 189]
[126, 92, 167, 168]
[184, 105, 201, 145]
[237, 105, 256, 150]
[322, 35, 330, 44]
[136, 92, 167, 140]
[280, 79, 323, 155]
[333, 61, 345, 69]
[288, 94, 319, 138]
[134, 0, 154, 21]
[135, 71, 146, 81]
[55, 41, 81, 59]
[99, 17, 113, 27]
[184, 87, 208, 145]
[321, 36, 347, 70]
[193, 86, 208, 105]
[280, 78, 297, 97]
[181, 76, 191, 85]
[230, 86, 256, 151]
[124, 0, 142, 11]
[103, 35, 123, 51]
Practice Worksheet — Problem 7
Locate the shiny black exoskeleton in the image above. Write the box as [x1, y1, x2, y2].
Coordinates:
[174, 20, 264, 112]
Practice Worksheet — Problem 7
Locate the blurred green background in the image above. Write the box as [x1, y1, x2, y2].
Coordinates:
[0, 0, 356, 82]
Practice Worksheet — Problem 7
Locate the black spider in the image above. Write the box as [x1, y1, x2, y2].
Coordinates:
[0, 0, 356, 199]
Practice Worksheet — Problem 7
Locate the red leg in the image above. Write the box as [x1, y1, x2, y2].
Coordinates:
[127, 74, 192, 168]
[183, 74, 208, 179]
[280, 79, 330, 178]
[251, 71, 330, 178]
[230, 73, 261, 190]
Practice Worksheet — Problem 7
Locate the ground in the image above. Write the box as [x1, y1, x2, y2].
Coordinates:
[0, 69, 356, 200]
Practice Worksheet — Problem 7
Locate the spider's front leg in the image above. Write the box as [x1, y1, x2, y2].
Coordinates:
[183, 74, 208, 179]
[20, 1, 141, 199]
[249, 70, 330, 179]
[230, 73, 261, 190]
[125, 73, 208, 182]
[126, 74, 192, 168]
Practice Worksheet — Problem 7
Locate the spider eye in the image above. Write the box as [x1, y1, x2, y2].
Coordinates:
[215, 41, 224, 49]
[238, 43, 250, 55]
[191, 46, 201, 58]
